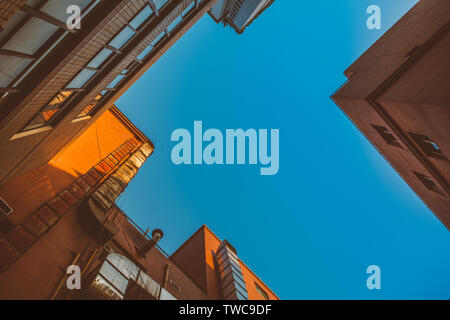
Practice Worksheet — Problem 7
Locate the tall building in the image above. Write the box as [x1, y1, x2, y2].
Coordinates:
[209, 0, 274, 33]
[0, 0, 220, 186]
[0, 102, 278, 300]
[0, 0, 278, 300]
[0, 0, 276, 189]
[332, 0, 450, 229]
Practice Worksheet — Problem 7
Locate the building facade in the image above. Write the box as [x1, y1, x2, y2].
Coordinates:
[209, 0, 274, 33]
[0, 0, 275, 189]
[332, 0, 450, 229]
[0, 0, 219, 187]
[0, 1, 278, 299]
[0, 102, 278, 300]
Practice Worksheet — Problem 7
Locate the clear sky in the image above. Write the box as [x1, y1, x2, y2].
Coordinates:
[116, 0, 450, 299]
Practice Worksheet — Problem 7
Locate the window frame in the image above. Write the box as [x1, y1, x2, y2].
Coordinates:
[372, 124, 402, 148]
[0, 0, 99, 95]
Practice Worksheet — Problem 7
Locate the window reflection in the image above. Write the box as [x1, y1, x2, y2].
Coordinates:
[109, 26, 135, 50]
[130, 5, 153, 30]
[88, 253, 177, 300]
[2, 17, 58, 55]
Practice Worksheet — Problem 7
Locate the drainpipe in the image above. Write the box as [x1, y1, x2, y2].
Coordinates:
[158, 264, 171, 300]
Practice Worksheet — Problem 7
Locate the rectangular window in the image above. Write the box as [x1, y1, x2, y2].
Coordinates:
[0, 197, 13, 216]
[87, 48, 113, 69]
[107, 74, 125, 89]
[0, 55, 33, 87]
[254, 282, 269, 300]
[137, 44, 154, 61]
[66, 69, 97, 89]
[76, 93, 103, 118]
[109, 26, 135, 50]
[2, 17, 59, 55]
[409, 132, 448, 161]
[412, 171, 444, 195]
[21, 90, 73, 131]
[153, 0, 169, 11]
[0, 0, 101, 91]
[182, 1, 196, 18]
[167, 15, 183, 33]
[151, 31, 166, 47]
[40, 0, 93, 22]
[372, 125, 402, 148]
[170, 280, 181, 293]
[130, 5, 153, 30]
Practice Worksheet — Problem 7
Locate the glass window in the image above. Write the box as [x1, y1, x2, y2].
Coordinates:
[76, 93, 102, 118]
[236, 290, 248, 300]
[153, 0, 169, 10]
[412, 171, 444, 195]
[109, 26, 135, 49]
[106, 253, 140, 281]
[130, 5, 153, 30]
[40, 0, 93, 22]
[182, 1, 196, 18]
[22, 114, 46, 131]
[151, 31, 165, 47]
[40, 108, 60, 121]
[2, 17, 58, 55]
[409, 132, 448, 161]
[66, 69, 97, 88]
[22, 89, 73, 132]
[255, 282, 269, 300]
[137, 272, 160, 298]
[372, 125, 401, 148]
[45, 91, 74, 110]
[107, 74, 125, 88]
[167, 15, 183, 33]
[0, 11, 26, 42]
[0, 55, 33, 87]
[87, 48, 113, 69]
[99, 260, 129, 294]
[91, 274, 124, 300]
[159, 288, 177, 300]
[137, 44, 153, 61]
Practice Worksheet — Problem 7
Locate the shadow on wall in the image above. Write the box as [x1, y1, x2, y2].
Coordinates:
[0, 163, 80, 225]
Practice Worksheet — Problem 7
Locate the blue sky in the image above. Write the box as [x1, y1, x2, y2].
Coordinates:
[116, 0, 450, 299]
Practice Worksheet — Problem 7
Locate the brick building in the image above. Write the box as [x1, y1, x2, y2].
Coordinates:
[0, 0, 220, 187]
[332, 0, 450, 229]
[0, 0, 278, 300]
[0, 0, 275, 189]
[0, 104, 278, 300]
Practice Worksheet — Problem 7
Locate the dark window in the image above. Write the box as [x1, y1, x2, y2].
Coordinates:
[409, 133, 448, 161]
[0, 197, 13, 216]
[412, 171, 444, 195]
[76, 93, 104, 119]
[255, 282, 269, 300]
[372, 125, 402, 148]
[170, 280, 181, 293]
[22, 90, 74, 131]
